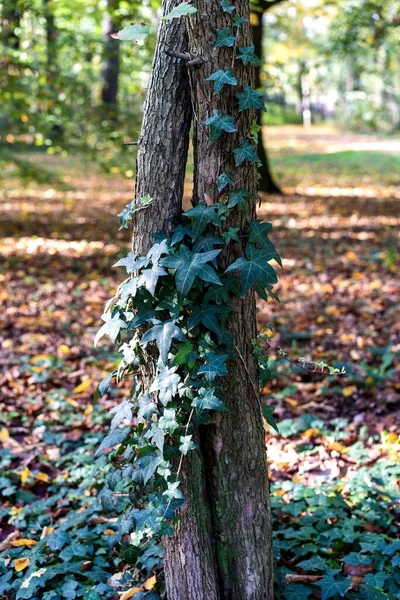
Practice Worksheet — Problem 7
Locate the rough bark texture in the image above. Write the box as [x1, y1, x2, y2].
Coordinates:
[133, 0, 192, 254]
[252, 10, 282, 195]
[132, 2, 219, 596]
[164, 2, 274, 599]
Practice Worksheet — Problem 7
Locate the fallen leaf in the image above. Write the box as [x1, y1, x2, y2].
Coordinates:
[0, 427, 10, 442]
[14, 557, 30, 571]
[73, 379, 93, 394]
[11, 538, 37, 547]
[118, 587, 142, 600]
[144, 574, 157, 590]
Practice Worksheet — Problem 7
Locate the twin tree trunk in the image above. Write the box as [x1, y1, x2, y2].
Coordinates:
[134, 1, 273, 598]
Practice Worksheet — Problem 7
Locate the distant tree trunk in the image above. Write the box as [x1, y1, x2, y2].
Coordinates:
[164, 1, 274, 598]
[43, 0, 56, 72]
[1, 0, 21, 48]
[252, 8, 282, 194]
[101, 0, 120, 115]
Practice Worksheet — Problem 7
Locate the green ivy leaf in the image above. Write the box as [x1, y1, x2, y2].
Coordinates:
[95, 311, 126, 347]
[119, 541, 141, 564]
[227, 188, 252, 209]
[206, 69, 238, 94]
[218, 172, 235, 192]
[161, 2, 197, 21]
[198, 352, 228, 381]
[261, 404, 279, 433]
[233, 14, 248, 28]
[138, 392, 158, 422]
[192, 387, 227, 411]
[173, 341, 199, 366]
[215, 28, 236, 47]
[188, 304, 229, 336]
[140, 264, 168, 295]
[236, 45, 261, 65]
[110, 24, 150, 42]
[145, 423, 165, 452]
[114, 251, 148, 274]
[359, 584, 390, 599]
[315, 575, 351, 600]
[179, 435, 196, 455]
[202, 109, 237, 143]
[141, 319, 186, 364]
[283, 585, 313, 600]
[183, 204, 222, 240]
[161, 245, 222, 294]
[236, 86, 267, 112]
[135, 450, 162, 485]
[158, 408, 179, 435]
[233, 140, 260, 166]
[225, 246, 278, 295]
[95, 427, 129, 456]
[223, 227, 240, 244]
[150, 364, 181, 405]
[109, 399, 133, 430]
[220, 0, 235, 13]
[171, 224, 192, 245]
[249, 221, 281, 265]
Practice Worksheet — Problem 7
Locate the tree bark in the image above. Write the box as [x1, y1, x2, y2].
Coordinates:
[132, 5, 220, 596]
[164, 2, 274, 599]
[1, 0, 21, 49]
[101, 0, 121, 113]
[252, 9, 282, 194]
[43, 0, 56, 73]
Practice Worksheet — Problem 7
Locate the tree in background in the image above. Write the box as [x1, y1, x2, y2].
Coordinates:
[101, 0, 121, 114]
[251, 0, 285, 194]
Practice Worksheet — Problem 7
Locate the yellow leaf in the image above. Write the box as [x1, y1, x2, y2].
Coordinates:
[328, 441, 348, 454]
[36, 472, 50, 483]
[342, 386, 356, 397]
[0, 427, 10, 442]
[40, 526, 54, 538]
[118, 587, 142, 600]
[11, 538, 37, 547]
[303, 428, 320, 438]
[10, 506, 23, 516]
[19, 466, 33, 484]
[66, 397, 80, 408]
[84, 405, 93, 416]
[144, 575, 157, 591]
[73, 379, 93, 394]
[31, 354, 51, 363]
[59, 344, 70, 356]
[385, 432, 399, 444]
[14, 557, 30, 572]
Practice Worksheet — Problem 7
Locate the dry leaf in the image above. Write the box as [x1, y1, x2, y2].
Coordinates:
[11, 538, 37, 547]
[14, 557, 30, 572]
[73, 379, 93, 394]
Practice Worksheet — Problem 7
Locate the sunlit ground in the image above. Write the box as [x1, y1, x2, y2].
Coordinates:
[1, 124, 399, 482]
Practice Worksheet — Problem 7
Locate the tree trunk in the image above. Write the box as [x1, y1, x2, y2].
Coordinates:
[101, 0, 121, 113]
[164, 2, 274, 599]
[132, 2, 220, 595]
[43, 0, 56, 73]
[252, 8, 282, 195]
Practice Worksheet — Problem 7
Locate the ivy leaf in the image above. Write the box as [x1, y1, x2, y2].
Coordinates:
[198, 353, 228, 381]
[215, 28, 236, 48]
[315, 575, 351, 600]
[233, 140, 260, 167]
[141, 319, 186, 363]
[135, 450, 162, 485]
[183, 204, 222, 240]
[140, 264, 168, 295]
[227, 188, 252, 209]
[225, 246, 278, 295]
[161, 245, 222, 294]
[110, 24, 149, 42]
[359, 584, 390, 599]
[193, 234, 223, 254]
[150, 364, 181, 405]
[179, 435, 196, 455]
[114, 251, 148, 274]
[236, 45, 261, 65]
[145, 423, 165, 452]
[192, 388, 227, 411]
[206, 69, 238, 94]
[220, 0, 235, 12]
[94, 312, 126, 346]
[109, 399, 133, 430]
[95, 427, 129, 456]
[236, 86, 266, 112]
[218, 171, 235, 192]
[249, 221, 281, 265]
[147, 239, 169, 263]
[171, 224, 192, 245]
[233, 14, 248, 28]
[161, 2, 197, 21]
[119, 541, 141, 565]
[173, 341, 199, 366]
[261, 404, 279, 433]
[223, 227, 240, 244]
[188, 304, 229, 336]
[158, 408, 179, 435]
[202, 110, 237, 143]
[283, 585, 313, 600]
[61, 579, 79, 600]
[138, 392, 158, 422]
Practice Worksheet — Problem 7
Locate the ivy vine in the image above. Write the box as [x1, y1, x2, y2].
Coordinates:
[95, 0, 281, 592]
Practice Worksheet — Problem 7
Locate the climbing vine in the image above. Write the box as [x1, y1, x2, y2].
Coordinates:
[95, 1, 281, 593]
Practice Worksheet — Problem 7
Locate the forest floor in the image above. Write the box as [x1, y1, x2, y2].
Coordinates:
[1, 125, 399, 599]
